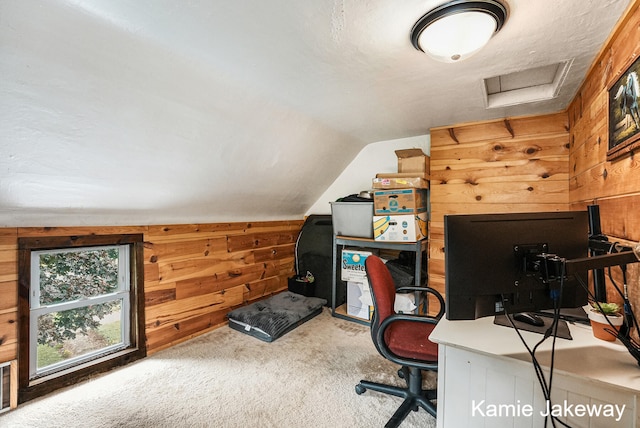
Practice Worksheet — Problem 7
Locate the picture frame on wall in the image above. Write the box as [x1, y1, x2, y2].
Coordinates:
[607, 56, 640, 161]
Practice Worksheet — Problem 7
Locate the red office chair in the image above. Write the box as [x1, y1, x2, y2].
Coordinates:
[355, 255, 444, 428]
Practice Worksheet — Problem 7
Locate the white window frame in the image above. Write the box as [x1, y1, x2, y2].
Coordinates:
[28, 245, 131, 379]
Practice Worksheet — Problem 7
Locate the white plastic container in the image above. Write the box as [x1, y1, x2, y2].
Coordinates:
[330, 201, 374, 238]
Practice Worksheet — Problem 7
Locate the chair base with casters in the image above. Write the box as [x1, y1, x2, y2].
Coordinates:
[356, 365, 436, 428]
[355, 255, 444, 428]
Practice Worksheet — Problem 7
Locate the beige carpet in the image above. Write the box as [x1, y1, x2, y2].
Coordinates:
[0, 308, 437, 428]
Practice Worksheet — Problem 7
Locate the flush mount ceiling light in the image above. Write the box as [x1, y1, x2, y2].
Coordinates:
[411, 0, 508, 63]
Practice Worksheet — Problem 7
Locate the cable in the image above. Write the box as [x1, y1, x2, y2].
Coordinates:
[501, 294, 574, 428]
[603, 253, 640, 337]
[502, 241, 640, 426]
[543, 263, 574, 428]
[575, 271, 640, 366]
[593, 241, 640, 339]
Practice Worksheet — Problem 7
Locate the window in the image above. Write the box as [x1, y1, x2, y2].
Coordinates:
[18, 234, 145, 403]
[30, 245, 131, 378]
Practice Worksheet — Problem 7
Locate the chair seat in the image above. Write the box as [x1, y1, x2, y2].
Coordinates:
[386, 320, 438, 361]
[357, 255, 442, 427]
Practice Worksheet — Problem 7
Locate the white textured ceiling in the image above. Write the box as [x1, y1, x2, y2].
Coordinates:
[0, 0, 632, 226]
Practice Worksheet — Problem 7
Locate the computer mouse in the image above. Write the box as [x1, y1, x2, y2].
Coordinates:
[513, 312, 545, 327]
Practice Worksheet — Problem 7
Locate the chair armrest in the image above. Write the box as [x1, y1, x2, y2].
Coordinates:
[395, 286, 445, 319]
[375, 313, 439, 370]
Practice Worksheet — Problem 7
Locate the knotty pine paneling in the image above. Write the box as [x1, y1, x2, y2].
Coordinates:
[567, 2, 640, 331]
[144, 220, 302, 353]
[0, 219, 304, 364]
[568, 0, 640, 244]
[429, 112, 571, 295]
[0, 230, 18, 366]
[430, 114, 569, 147]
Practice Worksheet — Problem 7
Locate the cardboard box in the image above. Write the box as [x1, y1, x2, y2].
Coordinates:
[396, 149, 429, 174]
[372, 148, 430, 190]
[347, 304, 374, 320]
[341, 250, 372, 282]
[372, 176, 429, 189]
[347, 280, 373, 305]
[347, 280, 373, 320]
[373, 188, 428, 215]
[376, 172, 429, 179]
[373, 212, 428, 242]
[330, 201, 374, 238]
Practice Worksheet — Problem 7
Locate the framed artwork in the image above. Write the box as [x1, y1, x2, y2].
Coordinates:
[607, 56, 640, 161]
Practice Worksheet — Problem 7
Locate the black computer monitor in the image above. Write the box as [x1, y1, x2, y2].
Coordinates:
[444, 211, 589, 320]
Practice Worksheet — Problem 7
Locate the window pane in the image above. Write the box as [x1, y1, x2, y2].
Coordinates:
[38, 248, 120, 306]
[36, 301, 123, 373]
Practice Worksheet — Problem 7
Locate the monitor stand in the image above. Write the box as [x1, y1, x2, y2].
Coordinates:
[493, 314, 572, 340]
[538, 307, 589, 325]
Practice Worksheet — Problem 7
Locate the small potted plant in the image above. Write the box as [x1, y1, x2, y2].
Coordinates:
[584, 302, 624, 341]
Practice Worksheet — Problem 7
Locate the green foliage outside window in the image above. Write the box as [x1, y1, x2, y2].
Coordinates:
[37, 248, 120, 346]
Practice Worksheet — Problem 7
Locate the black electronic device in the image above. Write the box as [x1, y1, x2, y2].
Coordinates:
[513, 312, 545, 327]
[444, 211, 589, 320]
[588, 204, 608, 302]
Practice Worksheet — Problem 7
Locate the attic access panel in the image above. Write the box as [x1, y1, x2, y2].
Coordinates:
[483, 60, 573, 108]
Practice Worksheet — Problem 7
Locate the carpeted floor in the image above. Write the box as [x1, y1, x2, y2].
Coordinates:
[0, 308, 437, 428]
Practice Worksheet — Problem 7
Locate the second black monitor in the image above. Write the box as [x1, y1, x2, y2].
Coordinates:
[444, 211, 589, 320]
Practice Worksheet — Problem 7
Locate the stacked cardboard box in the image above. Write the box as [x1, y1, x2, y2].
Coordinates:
[341, 249, 374, 320]
[341, 249, 422, 318]
[372, 149, 429, 242]
[372, 148, 429, 190]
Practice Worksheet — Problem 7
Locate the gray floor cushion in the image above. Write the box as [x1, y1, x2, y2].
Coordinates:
[227, 291, 327, 342]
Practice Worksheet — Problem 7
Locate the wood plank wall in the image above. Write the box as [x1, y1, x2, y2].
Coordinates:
[0, 229, 18, 365]
[428, 113, 571, 296]
[567, 0, 640, 307]
[1, 0, 638, 402]
[143, 221, 301, 352]
[0, 220, 303, 367]
[428, 0, 640, 321]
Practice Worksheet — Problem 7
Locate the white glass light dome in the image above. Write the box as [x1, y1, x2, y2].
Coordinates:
[411, 0, 508, 63]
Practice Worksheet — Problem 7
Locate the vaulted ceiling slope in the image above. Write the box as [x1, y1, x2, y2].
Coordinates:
[0, 0, 631, 226]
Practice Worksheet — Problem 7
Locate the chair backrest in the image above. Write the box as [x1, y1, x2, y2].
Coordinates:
[365, 255, 397, 329]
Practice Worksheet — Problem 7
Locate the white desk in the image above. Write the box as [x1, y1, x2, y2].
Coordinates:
[430, 317, 640, 427]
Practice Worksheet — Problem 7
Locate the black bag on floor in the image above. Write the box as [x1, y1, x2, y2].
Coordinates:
[291, 215, 336, 306]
